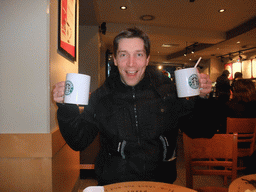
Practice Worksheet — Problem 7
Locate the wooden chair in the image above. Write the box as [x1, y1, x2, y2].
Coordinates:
[226, 117, 256, 170]
[183, 133, 238, 191]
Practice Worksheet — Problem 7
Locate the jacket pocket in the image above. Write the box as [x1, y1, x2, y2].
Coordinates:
[159, 135, 177, 161]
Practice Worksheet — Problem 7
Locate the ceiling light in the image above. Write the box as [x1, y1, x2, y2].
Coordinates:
[218, 9, 225, 13]
[120, 6, 127, 10]
[162, 44, 172, 48]
[161, 44, 179, 48]
[237, 41, 240, 44]
[140, 15, 155, 21]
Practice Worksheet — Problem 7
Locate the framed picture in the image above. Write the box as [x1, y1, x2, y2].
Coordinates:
[58, 0, 77, 61]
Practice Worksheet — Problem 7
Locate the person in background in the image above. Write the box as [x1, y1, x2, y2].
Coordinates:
[231, 72, 242, 92]
[227, 79, 256, 117]
[217, 79, 256, 133]
[216, 70, 231, 103]
[53, 27, 216, 185]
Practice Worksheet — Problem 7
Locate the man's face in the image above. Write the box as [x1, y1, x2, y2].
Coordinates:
[114, 38, 150, 86]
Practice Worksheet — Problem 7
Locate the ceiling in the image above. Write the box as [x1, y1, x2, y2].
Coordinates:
[79, 0, 256, 66]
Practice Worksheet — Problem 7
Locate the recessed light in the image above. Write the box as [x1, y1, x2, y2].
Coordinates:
[218, 9, 225, 13]
[140, 15, 155, 21]
[237, 41, 240, 44]
[120, 6, 127, 10]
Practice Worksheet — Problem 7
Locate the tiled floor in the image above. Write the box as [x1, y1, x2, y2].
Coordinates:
[77, 133, 236, 191]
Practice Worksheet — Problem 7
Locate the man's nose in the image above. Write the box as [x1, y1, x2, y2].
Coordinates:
[127, 56, 135, 67]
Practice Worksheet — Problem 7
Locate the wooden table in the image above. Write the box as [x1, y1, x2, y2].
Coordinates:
[104, 181, 197, 192]
[83, 181, 197, 192]
[228, 174, 256, 192]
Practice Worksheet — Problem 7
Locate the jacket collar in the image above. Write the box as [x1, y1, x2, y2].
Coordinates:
[105, 67, 174, 98]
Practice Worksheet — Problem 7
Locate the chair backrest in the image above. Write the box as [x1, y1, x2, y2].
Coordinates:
[226, 117, 256, 157]
[183, 133, 238, 189]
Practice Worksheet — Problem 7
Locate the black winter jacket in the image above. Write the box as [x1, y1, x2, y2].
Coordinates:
[57, 68, 216, 185]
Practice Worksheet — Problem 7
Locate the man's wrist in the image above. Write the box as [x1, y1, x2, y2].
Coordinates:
[199, 94, 209, 99]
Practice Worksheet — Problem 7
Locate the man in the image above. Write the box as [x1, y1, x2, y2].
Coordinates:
[216, 70, 231, 103]
[53, 28, 215, 185]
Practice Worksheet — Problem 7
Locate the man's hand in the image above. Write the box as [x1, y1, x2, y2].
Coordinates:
[53, 81, 65, 103]
[198, 73, 212, 98]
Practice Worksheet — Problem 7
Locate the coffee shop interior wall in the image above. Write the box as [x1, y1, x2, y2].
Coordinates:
[79, 25, 107, 92]
[0, 0, 80, 191]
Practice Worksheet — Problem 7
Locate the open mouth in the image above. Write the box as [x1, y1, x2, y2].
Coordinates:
[126, 71, 138, 75]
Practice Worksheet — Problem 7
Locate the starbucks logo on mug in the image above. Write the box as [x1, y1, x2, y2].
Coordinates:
[65, 80, 74, 95]
[188, 74, 199, 89]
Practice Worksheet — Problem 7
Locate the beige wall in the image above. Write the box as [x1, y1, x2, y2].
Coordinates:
[79, 26, 100, 92]
[0, 130, 79, 192]
[209, 57, 225, 82]
[0, 0, 80, 191]
[0, 0, 49, 133]
[79, 26, 106, 92]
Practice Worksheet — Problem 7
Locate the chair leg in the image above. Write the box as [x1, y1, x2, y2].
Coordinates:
[224, 175, 228, 186]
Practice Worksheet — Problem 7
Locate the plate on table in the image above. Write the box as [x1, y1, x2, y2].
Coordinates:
[83, 186, 104, 192]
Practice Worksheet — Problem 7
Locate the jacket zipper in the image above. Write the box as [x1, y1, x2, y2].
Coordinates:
[132, 87, 146, 173]
[132, 87, 141, 145]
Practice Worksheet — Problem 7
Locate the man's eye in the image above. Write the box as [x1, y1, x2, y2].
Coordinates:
[120, 54, 126, 57]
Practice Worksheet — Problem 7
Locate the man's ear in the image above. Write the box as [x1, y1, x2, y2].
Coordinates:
[146, 55, 150, 66]
[113, 57, 118, 66]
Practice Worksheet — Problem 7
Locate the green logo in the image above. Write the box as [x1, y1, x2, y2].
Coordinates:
[65, 80, 74, 95]
[188, 74, 199, 89]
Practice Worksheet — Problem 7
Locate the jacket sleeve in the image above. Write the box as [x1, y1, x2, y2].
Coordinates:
[177, 97, 218, 138]
[57, 99, 99, 151]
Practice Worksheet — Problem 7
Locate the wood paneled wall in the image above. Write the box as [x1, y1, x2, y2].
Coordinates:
[0, 129, 79, 192]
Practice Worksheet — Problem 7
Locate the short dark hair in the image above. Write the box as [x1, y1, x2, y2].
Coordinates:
[113, 27, 150, 58]
[222, 70, 230, 76]
[234, 72, 242, 79]
[233, 79, 256, 102]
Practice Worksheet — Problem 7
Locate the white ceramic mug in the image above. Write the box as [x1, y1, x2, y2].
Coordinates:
[64, 73, 91, 105]
[174, 68, 200, 98]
